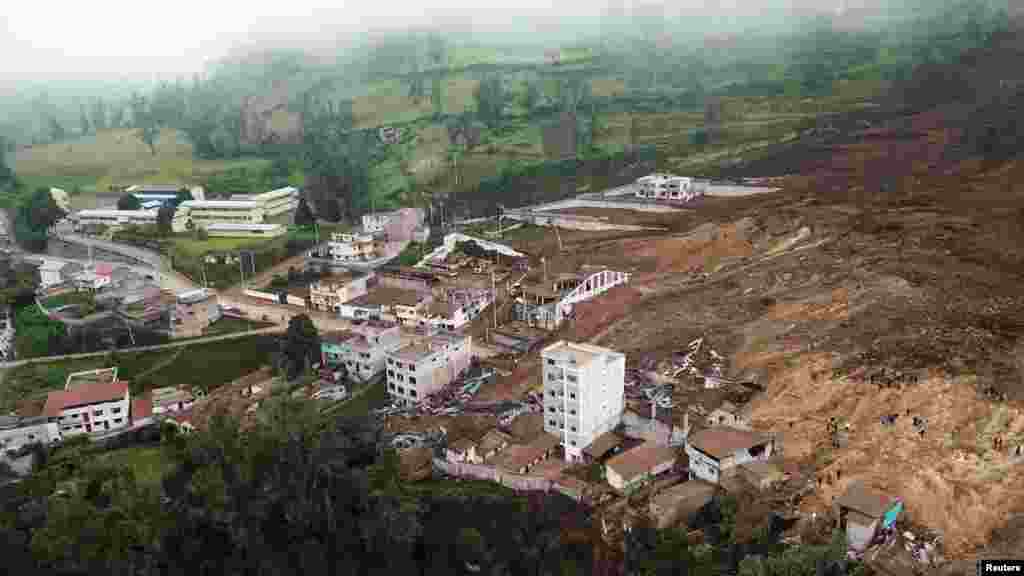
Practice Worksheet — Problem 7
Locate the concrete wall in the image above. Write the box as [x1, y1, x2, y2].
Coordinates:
[433, 458, 556, 493]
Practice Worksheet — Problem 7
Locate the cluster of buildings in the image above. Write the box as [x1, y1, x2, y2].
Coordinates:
[71, 185, 298, 238]
[310, 209, 430, 265]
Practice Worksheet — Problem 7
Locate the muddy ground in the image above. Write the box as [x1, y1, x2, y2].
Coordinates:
[477, 87, 1024, 565]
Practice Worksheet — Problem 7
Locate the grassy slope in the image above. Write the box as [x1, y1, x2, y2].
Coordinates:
[0, 334, 279, 414]
[12, 127, 269, 196]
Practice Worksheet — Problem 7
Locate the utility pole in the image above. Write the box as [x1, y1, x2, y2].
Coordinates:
[491, 268, 497, 330]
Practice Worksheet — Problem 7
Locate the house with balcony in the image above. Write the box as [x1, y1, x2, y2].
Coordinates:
[385, 333, 472, 405]
[326, 232, 384, 263]
[308, 272, 375, 313]
[321, 320, 404, 382]
[427, 288, 494, 332]
[514, 265, 631, 330]
[541, 340, 626, 463]
[42, 368, 131, 437]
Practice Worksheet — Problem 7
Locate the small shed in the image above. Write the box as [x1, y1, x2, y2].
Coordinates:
[834, 482, 902, 551]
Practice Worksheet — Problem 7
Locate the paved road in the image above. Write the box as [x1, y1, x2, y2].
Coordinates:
[51, 231, 199, 293]
[0, 325, 285, 370]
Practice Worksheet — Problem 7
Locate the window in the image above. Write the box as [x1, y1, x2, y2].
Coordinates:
[549, 420, 557, 427]
[547, 359, 555, 366]
[112, 407, 122, 414]
[548, 407, 555, 413]
[113, 418, 123, 424]
[570, 440, 577, 446]
[549, 390, 556, 398]
[409, 377, 417, 384]
[27, 434, 35, 440]
[569, 392, 576, 400]
[567, 374, 577, 383]
[410, 390, 417, 397]
[93, 410, 103, 416]
[570, 409, 576, 415]
[570, 426, 577, 432]
[387, 370, 393, 378]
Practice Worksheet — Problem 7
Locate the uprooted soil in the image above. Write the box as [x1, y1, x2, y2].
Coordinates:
[512, 33, 1024, 561]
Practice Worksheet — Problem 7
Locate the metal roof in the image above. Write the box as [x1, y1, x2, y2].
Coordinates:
[687, 427, 771, 460]
[179, 200, 260, 210]
[204, 223, 283, 231]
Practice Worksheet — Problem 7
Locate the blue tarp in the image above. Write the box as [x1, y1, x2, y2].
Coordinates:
[883, 501, 902, 528]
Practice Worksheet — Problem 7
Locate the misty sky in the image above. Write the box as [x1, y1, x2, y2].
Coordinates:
[0, 0, 909, 84]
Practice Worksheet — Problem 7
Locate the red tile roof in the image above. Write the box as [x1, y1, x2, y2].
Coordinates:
[688, 427, 771, 460]
[43, 381, 129, 417]
[131, 393, 153, 423]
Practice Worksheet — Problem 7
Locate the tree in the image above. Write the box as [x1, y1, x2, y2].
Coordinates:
[474, 74, 506, 130]
[294, 197, 315, 227]
[156, 204, 176, 235]
[280, 314, 320, 380]
[79, 104, 92, 136]
[117, 193, 142, 211]
[0, 134, 14, 189]
[194, 226, 208, 241]
[91, 97, 108, 132]
[48, 117, 65, 143]
[523, 79, 541, 115]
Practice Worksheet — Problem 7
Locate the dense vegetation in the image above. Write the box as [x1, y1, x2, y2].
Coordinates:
[12, 187, 64, 252]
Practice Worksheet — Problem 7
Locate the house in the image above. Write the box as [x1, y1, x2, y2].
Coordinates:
[489, 433, 560, 474]
[634, 173, 705, 202]
[43, 368, 131, 437]
[514, 265, 631, 330]
[385, 333, 472, 405]
[73, 263, 115, 291]
[0, 415, 61, 452]
[326, 232, 383, 263]
[474, 429, 513, 463]
[381, 208, 426, 243]
[312, 385, 347, 402]
[649, 480, 717, 529]
[834, 482, 903, 552]
[685, 426, 775, 484]
[446, 437, 479, 463]
[340, 287, 432, 323]
[49, 187, 71, 212]
[704, 401, 751, 429]
[320, 320, 404, 382]
[605, 441, 678, 492]
[131, 394, 154, 427]
[72, 209, 166, 232]
[204, 223, 286, 238]
[38, 260, 67, 288]
[622, 403, 688, 447]
[427, 288, 494, 332]
[308, 272, 374, 313]
[542, 340, 626, 462]
[362, 211, 397, 234]
[150, 386, 196, 415]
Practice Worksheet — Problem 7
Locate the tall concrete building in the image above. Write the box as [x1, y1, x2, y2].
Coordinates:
[542, 341, 626, 462]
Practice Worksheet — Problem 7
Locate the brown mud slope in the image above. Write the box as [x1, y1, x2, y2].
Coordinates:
[559, 24, 1024, 563]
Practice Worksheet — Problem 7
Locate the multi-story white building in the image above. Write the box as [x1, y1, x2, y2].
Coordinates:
[321, 320, 404, 382]
[385, 333, 472, 405]
[542, 341, 626, 463]
[38, 260, 68, 288]
[326, 232, 383, 262]
[634, 173, 704, 202]
[43, 368, 131, 437]
[149, 386, 196, 415]
[73, 208, 190, 233]
[126, 184, 204, 203]
[229, 186, 299, 217]
[176, 200, 266, 226]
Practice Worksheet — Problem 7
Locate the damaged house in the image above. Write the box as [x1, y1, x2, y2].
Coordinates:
[834, 482, 903, 552]
[512, 265, 630, 330]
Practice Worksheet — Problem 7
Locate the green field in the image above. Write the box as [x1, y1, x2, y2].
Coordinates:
[0, 334, 280, 414]
[201, 317, 277, 336]
[12, 127, 270, 196]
